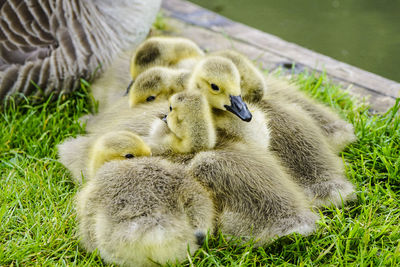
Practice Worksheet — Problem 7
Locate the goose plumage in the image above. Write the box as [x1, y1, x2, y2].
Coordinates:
[0, 0, 161, 99]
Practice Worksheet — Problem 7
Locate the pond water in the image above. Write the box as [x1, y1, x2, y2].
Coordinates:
[188, 0, 400, 82]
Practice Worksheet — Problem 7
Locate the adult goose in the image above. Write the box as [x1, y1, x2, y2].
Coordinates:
[0, 0, 161, 100]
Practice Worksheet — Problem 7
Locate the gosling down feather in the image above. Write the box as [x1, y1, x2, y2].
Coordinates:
[0, 0, 161, 100]
[77, 158, 215, 267]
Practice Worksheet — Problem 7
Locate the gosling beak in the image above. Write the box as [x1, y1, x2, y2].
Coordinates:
[124, 80, 134, 95]
[224, 95, 252, 122]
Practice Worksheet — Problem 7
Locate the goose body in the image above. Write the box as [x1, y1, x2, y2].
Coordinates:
[0, 0, 161, 99]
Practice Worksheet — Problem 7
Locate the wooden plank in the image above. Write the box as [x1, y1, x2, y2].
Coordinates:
[161, 0, 400, 112]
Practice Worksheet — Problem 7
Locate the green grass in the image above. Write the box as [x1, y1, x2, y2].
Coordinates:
[1, 73, 399, 266]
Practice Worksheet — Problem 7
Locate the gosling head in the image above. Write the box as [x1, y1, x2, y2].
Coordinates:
[159, 91, 216, 153]
[188, 56, 252, 122]
[212, 49, 267, 103]
[88, 131, 151, 178]
[130, 37, 204, 80]
[128, 67, 189, 107]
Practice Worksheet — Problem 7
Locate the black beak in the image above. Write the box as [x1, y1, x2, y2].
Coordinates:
[224, 95, 252, 122]
[124, 80, 134, 96]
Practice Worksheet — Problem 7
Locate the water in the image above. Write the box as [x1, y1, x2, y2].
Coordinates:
[188, 0, 400, 82]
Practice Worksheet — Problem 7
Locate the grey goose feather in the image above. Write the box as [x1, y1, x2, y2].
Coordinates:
[0, 0, 161, 100]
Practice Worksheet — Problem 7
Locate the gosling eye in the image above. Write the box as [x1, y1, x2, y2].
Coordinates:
[124, 154, 135, 159]
[210, 83, 220, 91]
[169, 106, 172, 112]
[146, 95, 156, 102]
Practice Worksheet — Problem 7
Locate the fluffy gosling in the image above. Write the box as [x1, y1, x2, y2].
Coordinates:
[77, 158, 215, 266]
[213, 49, 356, 152]
[189, 56, 355, 207]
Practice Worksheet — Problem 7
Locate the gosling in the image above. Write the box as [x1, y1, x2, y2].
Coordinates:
[188, 56, 355, 207]
[77, 157, 215, 266]
[87, 131, 151, 178]
[214, 49, 356, 153]
[265, 75, 356, 153]
[84, 99, 169, 137]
